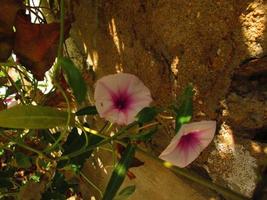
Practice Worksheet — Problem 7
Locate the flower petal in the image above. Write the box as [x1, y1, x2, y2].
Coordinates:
[158, 131, 184, 157]
[181, 120, 216, 148]
[159, 120, 216, 167]
[159, 139, 202, 168]
[94, 73, 152, 125]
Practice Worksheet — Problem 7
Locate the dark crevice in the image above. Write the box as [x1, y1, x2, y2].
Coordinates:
[251, 126, 267, 143]
[223, 55, 267, 142]
[252, 167, 267, 200]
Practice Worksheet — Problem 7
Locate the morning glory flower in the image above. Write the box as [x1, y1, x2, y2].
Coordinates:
[94, 73, 152, 125]
[159, 121, 216, 168]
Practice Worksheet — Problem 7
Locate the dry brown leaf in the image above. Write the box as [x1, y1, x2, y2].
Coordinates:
[0, 0, 22, 61]
[14, 12, 71, 80]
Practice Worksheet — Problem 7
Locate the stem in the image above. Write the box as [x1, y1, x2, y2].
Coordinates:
[80, 171, 103, 197]
[1, 133, 49, 160]
[2, 67, 27, 104]
[112, 143, 116, 167]
[57, 0, 65, 58]
[0, 61, 18, 67]
[137, 122, 159, 131]
[44, 82, 71, 153]
[99, 121, 109, 134]
[45, 0, 71, 153]
[158, 114, 174, 120]
[75, 123, 90, 151]
[103, 122, 113, 135]
[0, 192, 17, 199]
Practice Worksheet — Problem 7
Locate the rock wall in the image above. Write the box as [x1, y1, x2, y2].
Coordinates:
[70, 0, 267, 199]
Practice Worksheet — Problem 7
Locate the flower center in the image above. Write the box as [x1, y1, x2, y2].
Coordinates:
[177, 132, 200, 150]
[112, 90, 132, 111]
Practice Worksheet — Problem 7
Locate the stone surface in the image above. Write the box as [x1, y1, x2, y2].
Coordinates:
[69, 0, 267, 198]
[206, 123, 259, 197]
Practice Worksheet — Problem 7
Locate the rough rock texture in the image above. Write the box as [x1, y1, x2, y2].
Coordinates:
[69, 0, 267, 198]
[206, 123, 260, 197]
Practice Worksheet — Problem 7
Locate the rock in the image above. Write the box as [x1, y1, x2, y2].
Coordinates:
[68, 0, 267, 198]
[206, 122, 261, 198]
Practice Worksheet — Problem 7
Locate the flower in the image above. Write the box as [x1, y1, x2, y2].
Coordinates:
[159, 121, 216, 168]
[94, 73, 152, 125]
[4, 96, 18, 109]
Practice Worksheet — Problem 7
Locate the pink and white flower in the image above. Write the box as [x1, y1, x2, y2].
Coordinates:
[94, 73, 152, 125]
[4, 96, 18, 109]
[159, 121, 216, 168]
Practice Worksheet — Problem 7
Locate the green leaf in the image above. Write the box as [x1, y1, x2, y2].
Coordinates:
[59, 57, 87, 103]
[58, 127, 102, 168]
[51, 172, 69, 194]
[114, 185, 136, 200]
[174, 85, 194, 132]
[29, 173, 41, 182]
[42, 172, 68, 200]
[102, 144, 136, 200]
[42, 171, 77, 200]
[136, 107, 158, 124]
[75, 106, 98, 116]
[5, 79, 21, 97]
[15, 152, 31, 168]
[0, 168, 15, 178]
[0, 105, 74, 129]
[0, 178, 13, 188]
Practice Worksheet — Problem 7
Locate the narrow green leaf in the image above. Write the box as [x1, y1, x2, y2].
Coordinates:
[118, 185, 136, 196]
[0, 105, 74, 129]
[58, 128, 102, 168]
[174, 85, 194, 132]
[114, 185, 136, 200]
[102, 144, 136, 200]
[59, 57, 87, 103]
[15, 152, 31, 168]
[0, 148, 4, 156]
[136, 107, 158, 124]
[75, 106, 98, 116]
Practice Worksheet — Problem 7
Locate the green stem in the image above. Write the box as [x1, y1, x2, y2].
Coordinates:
[0, 192, 17, 199]
[137, 122, 159, 131]
[0, 61, 18, 67]
[57, 0, 65, 58]
[75, 123, 90, 151]
[44, 82, 71, 153]
[104, 122, 113, 135]
[1, 133, 49, 160]
[46, 0, 71, 153]
[80, 171, 103, 198]
[99, 121, 109, 134]
[2, 67, 27, 104]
